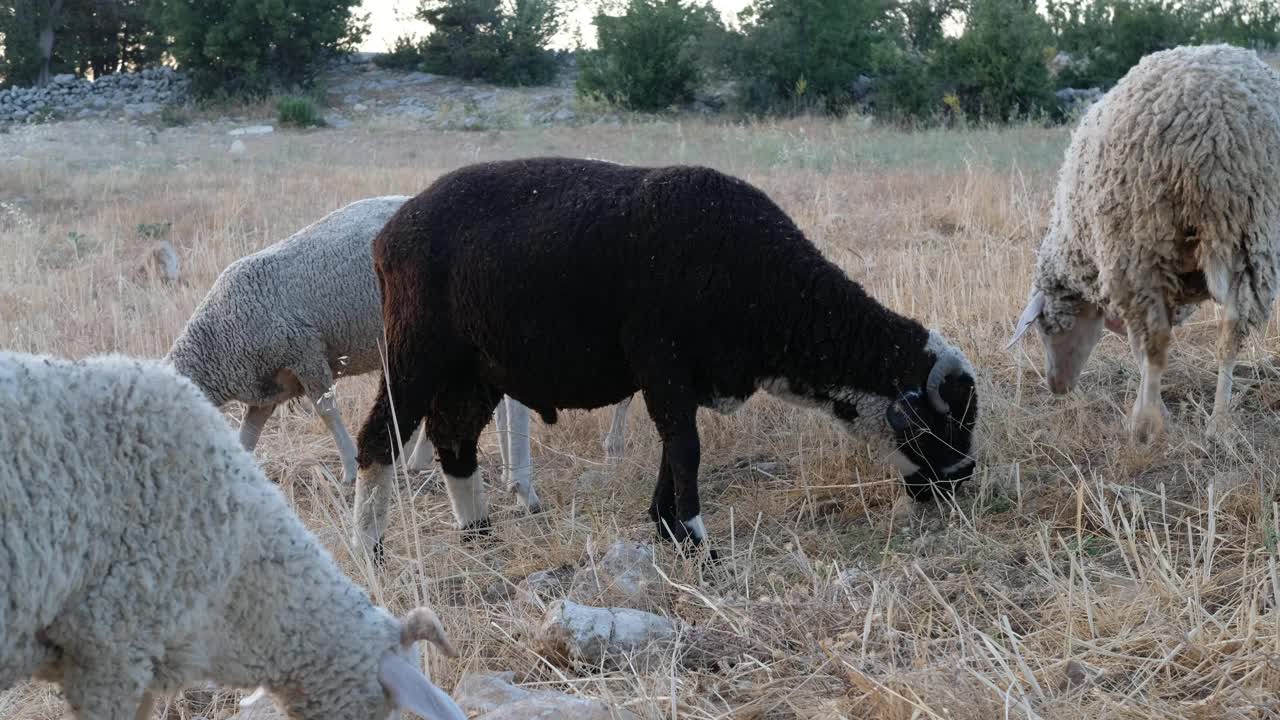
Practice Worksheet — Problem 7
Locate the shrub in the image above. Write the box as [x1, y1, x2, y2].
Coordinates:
[277, 96, 327, 127]
[577, 0, 723, 111]
[934, 0, 1054, 121]
[736, 0, 901, 114]
[152, 0, 368, 96]
[1046, 0, 1280, 89]
[416, 0, 562, 86]
[375, 34, 428, 70]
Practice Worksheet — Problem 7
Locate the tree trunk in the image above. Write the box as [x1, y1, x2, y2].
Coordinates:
[35, 0, 64, 86]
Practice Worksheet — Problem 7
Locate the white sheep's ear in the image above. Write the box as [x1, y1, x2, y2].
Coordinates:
[400, 607, 457, 658]
[239, 687, 269, 708]
[378, 653, 466, 720]
[1005, 291, 1045, 349]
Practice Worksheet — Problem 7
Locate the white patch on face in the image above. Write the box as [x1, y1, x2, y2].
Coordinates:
[942, 456, 972, 476]
[683, 514, 708, 542]
[887, 449, 921, 476]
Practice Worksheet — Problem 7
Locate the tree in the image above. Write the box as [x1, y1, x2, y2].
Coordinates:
[152, 0, 369, 95]
[415, 0, 562, 85]
[937, 0, 1053, 120]
[577, 0, 722, 111]
[736, 0, 901, 113]
[0, 0, 47, 87]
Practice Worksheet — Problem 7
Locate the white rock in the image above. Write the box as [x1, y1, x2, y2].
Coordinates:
[229, 139, 247, 155]
[455, 671, 641, 720]
[536, 599, 675, 669]
[228, 125, 274, 136]
[570, 539, 665, 610]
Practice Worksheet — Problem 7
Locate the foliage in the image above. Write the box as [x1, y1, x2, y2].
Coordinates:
[577, 0, 723, 111]
[0, 0, 47, 87]
[374, 34, 428, 70]
[277, 95, 326, 127]
[415, 0, 562, 86]
[59, 0, 161, 77]
[935, 0, 1054, 121]
[735, 0, 901, 114]
[1047, 0, 1280, 88]
[151, 0, 368, 96]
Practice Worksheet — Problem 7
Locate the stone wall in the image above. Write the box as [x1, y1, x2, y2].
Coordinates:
[0, 67, 190, 124]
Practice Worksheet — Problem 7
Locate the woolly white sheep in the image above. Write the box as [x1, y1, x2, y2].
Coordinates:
[0, 350, 465, 720]
[164, 196, 633, 509]
[1008, 44, 1280, 442]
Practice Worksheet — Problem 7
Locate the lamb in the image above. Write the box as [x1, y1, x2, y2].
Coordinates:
[0, 350, 465, 720]
[1007, 44, 1280, 442]
[164, 195, 633, 510]
[352, 157, 979, 557]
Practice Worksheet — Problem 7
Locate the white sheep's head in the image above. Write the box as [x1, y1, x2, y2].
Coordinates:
[1006, 289, 1106, 394]
[240, 607, 465, 720]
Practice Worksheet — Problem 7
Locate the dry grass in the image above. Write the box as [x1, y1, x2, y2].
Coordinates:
[1, 113, 1278, 720]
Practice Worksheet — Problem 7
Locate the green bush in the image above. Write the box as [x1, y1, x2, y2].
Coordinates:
[374, 34, 428, 70]
[0, 0, 46, 87]
[277, 96, 327, 127]
[1047, 0, 1280, 89]
[577, 0, 723, 111]
[736, 0, 901, 114]
[935, 0, 1054, 121]
[416, 0, 561, 86]
[152, 0, 368, 96]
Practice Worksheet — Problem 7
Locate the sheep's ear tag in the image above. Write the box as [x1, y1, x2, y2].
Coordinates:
[1006, 291, 1045, 349]
[378, 653, 467, 720]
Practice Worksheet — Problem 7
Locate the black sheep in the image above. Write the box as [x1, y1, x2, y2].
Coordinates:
[354, 157, 979, 556]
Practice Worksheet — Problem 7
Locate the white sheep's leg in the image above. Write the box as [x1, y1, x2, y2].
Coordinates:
[238, 403, 276, 451]
[135, 691, 156, 720]
[354, 462, 395, 561]
[603, 394, 632, 464]
[444, 469, 488, 530]
[494, 394, 511, 474]
[405, 422, 435, 472]
[1129, 328, 1171, 444]
[1206, 314, 1245, 442]
[311, 391, 359, 484]
[504, 398, 539, 513]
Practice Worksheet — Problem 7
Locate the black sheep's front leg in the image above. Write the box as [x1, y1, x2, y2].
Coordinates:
[431, 380, 503, 537]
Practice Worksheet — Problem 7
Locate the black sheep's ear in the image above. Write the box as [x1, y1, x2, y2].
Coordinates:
[886, 392, 919, 434]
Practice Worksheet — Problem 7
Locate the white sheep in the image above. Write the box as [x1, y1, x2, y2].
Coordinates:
[1008, 44, 1280, 442]
[0, 350, 465, 720]
[165, 196, 633, 510]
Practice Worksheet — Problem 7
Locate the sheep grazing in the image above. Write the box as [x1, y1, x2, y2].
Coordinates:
[353, 157, 979, 556]
[164, 195, 632, 507]
[1007, 44, 1280, 442]
[0, 351, 465, 720]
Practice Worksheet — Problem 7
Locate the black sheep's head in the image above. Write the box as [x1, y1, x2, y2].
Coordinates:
[885, 370, 978, 502]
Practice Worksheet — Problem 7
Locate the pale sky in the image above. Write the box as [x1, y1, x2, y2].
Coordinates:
[358, 0, 753, 52]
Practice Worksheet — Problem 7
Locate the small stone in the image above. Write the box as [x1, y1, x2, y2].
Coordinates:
[324, 115, 353, 129]
[353, 103, 368, 112]
[551, 107, 576, 122]
[536, 599, 675, 669]
[228, 125, 274, 136]
[229, 139, 247, 155]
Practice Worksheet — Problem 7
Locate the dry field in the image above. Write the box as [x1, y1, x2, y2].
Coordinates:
[1, 113, 1278, 720]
